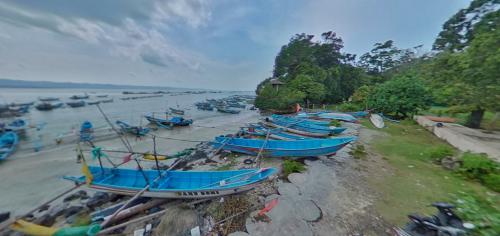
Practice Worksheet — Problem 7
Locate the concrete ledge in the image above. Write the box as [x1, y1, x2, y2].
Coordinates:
[414, 116, 500, 161]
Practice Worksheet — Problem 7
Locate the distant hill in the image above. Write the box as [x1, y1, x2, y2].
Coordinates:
[0, 78, 179, 90]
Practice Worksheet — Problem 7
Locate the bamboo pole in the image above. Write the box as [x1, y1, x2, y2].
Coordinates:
[97, 209, 167, 235]
[254, 129, 271, 168]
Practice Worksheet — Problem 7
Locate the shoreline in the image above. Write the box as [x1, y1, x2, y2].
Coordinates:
[0, 110, 260, 215]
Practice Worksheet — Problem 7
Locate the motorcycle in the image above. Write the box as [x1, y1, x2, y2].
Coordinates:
[394, 202, 474, 236]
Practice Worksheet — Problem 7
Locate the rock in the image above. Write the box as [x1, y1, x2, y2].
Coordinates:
[63, 190, 88, 202]
[0, 212, 10, 223]
[277, 183, 300, 196]
[287, 173, 306, 186]
[295, 200, 321, 222]
[441, 157, 462, 170]
[63, 206, 84, 217]
[228, 232, 250, 236]
[36, 214, 56, 227]
[245, 208, 313, 236]
[154, 206, 200, 236]
[38, 204, 50, 213]
[48, 202, 68, 218]
[86, 192, 109, 209]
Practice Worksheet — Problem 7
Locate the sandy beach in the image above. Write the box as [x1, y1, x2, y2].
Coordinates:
[0, 110, 260, 215]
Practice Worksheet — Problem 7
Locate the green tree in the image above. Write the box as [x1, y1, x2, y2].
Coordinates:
[426, 28, 500, 128]
[433, 0, 499, 51]
[254, 83, 304, 110]
[367, 76, 431, 118]
[288, 74, 326, 107]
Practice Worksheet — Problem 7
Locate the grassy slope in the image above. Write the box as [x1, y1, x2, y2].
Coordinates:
[361, 119, 499, 229]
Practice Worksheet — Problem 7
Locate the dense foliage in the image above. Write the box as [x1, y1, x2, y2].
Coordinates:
[255, 0, 498, 128]
[367, 76, 431, 118]
[255, 32, 363, 109]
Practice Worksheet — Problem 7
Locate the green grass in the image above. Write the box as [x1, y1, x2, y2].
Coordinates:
[282, 159, 306, 176]
[363, 119, 500, 232]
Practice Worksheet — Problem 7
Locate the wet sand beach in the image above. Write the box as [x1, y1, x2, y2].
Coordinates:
[0, 110, 260, 215]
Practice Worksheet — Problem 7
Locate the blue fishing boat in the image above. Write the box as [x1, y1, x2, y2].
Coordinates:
[169, 107, 185, 115]
[66, 101, 86, 108]
[145, 115, 193, 128]
[212, 136, 356, 157]
[116, 120, 150, 136]
[216, 106, 240, 114]
[65, 166, 277, 199]
[273, 114, 330, 126]
[270, 116, 346, 135]
[80, 121, 93, 142]
[347, 111, 369, 118]
[262, 121, 330, 138]
[242, 125, 309, 140]
[35, 102, 64, 111]
[5, 119, 28, 133]
[0, 132, 19, 160]
[296, 112, 358, 123]
[70, 94, 90, 100]
[38, 97, 60, 102]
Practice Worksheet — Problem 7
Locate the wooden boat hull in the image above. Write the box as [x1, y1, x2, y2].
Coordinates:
[65, 167, 277, 199]
[212, 136, 355, 157]
[369, 114, 385, 128]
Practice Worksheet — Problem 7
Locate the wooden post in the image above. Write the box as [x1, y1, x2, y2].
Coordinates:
[153, 136, 161, 175]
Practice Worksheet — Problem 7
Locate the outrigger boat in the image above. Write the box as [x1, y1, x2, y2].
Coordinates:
[216, 106, 240, 114]
[262, 121, 330, 138]
[65, 166, 277, 199]
[296, 112, 358, 123]
[169, 107, 185, 115]
[241, 125, 309, 140]
[66, 101, 86, 108]
[145, 114, 193, 128]
[116, 120, 150, 136]
[212, 136, 355, 157]
[273, 114, 330, 126]
[0, 131, 19, 160]
[35, 102, 63, 111]
[269, 116, 346, 135]
[38, 97, 60, 102]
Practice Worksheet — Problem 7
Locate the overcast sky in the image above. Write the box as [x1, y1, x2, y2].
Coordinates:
[0, 0, 471, 90]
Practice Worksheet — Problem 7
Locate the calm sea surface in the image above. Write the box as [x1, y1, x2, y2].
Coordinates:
[0, 88, 253, 149]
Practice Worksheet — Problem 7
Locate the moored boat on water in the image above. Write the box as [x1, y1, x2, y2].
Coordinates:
[212, 136, 356, 157]
[0, 131, 19, 160]
[35, 102, 63, 111]
[99, 98, 114, 103]
[38, 97, 60, 102]
[145, 114, 193, 128]
[116, 120, 150, 136]
[66, 101, 86, 108]
[70, 94, 90, 100]
[169, 107, 185, 115]
[216, 106, 240, 114]
[87, 101, 100, 105]
[64, 166, 277, 199]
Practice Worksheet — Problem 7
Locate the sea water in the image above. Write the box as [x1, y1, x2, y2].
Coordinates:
[0, 88, 252, 150]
